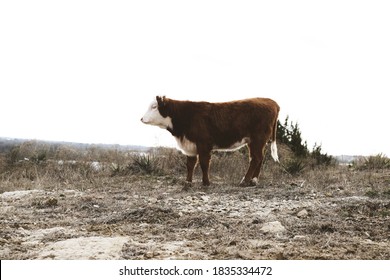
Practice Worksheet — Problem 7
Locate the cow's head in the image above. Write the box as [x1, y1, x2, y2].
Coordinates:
[141, 96, 172, 129]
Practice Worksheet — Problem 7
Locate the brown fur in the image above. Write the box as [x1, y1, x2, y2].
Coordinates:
[156, 96, 280, 186]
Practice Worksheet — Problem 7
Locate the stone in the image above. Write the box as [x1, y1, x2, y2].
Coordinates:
[297, 209, 308, 218]
[260, 221, 286, 234]
[293, 235, 307, 241]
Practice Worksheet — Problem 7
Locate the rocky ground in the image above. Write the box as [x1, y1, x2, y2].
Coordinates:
[1, 167, 389, 260]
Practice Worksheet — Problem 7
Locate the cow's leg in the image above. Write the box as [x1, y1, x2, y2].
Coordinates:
[250, 143, 267, 185]
[186, 156, 197, 183]
[198, 148, 212, 187]
[240, 140, 265, 186]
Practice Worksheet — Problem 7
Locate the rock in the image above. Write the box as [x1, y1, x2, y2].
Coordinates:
[253, 208, 272, 218]
[37, 236, 128, 260]
[260, 221, 286, 234]
[293, 235, 307, 241]
[297, 209, 308, 218]
[0, 190, 43, 200]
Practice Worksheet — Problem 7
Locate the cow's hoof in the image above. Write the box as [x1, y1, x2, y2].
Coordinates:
[202, 180, 210, 188]
[239, 180, 250, 187]
[182, 181, 193, 191]
[250, 178, 258, 186]
[239, 178, 258, 187]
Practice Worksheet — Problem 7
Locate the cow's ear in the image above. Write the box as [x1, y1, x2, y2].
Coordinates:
[156, 96, 166, 107]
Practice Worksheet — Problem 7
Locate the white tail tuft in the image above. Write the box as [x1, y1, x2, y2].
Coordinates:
[271, 141, 279, 162]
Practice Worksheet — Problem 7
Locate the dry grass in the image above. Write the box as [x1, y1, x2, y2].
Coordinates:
[0, 141, 389, 259]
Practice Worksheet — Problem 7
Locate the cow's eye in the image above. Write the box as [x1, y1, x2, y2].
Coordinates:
[151, 104, 157, 109]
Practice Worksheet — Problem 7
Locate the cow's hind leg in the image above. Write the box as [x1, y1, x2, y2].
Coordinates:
[250, 143, 267, 185]
[240, 140, 266, 186]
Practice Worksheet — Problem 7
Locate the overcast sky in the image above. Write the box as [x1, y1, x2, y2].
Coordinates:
[1, 0, 389, 156]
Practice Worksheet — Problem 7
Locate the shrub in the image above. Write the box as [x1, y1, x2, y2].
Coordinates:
[127, 154, 162, 175]
[277, 117, 334, 169]
[311, 143, 335, 167]
[355, 154, 390, 170]
[4, 140, 51, 165]
[282, 158, 306, 175]
[277, 117, 308, 158]
[151, 147, 187, 174]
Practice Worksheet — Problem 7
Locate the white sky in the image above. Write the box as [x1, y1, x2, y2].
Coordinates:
[1, 0, 389, 156]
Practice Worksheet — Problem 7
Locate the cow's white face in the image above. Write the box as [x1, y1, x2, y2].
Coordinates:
[141, 98, 173, 129]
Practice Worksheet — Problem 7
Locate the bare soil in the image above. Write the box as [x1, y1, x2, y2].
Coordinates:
[1, 166, 389, 260]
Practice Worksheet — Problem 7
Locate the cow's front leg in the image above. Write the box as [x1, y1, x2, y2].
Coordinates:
[186, 156, 197, 183]
[198, 149, 211, 187]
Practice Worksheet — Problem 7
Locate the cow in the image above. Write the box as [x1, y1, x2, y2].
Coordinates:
[141, 96, 280, 187]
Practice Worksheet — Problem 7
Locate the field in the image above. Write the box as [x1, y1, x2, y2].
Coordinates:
[0, 142, 389, 260]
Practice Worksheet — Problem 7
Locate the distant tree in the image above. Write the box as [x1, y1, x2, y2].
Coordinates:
[276, 117, 289, 145]
[277, 116, 334, 167]
[311, 143, 334, 166]
[277, 116, 308, 158]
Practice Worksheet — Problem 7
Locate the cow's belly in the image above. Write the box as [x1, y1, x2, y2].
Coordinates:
[175, 136, 249, 156]
[175, 136, 197, 156]
[214, 137, 250, 152]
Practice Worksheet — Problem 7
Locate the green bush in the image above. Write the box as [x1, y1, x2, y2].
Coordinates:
[128, 154, 162, 175]
[311, 143, 334, 166]
[277, 116, 308, 158]
[277, 116, 334, 169]
[283, 158, 306, 175]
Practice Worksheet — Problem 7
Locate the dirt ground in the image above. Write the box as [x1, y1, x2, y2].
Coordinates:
[1, 164, 389, 260]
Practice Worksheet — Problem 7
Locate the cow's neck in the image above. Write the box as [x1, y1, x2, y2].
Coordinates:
[165, 117, 184, 137]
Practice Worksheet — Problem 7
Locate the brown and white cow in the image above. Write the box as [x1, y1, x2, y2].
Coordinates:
[141, 96, 280, 187]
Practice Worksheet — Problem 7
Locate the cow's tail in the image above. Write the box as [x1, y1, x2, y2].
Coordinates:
[270, 117, 279, 162]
